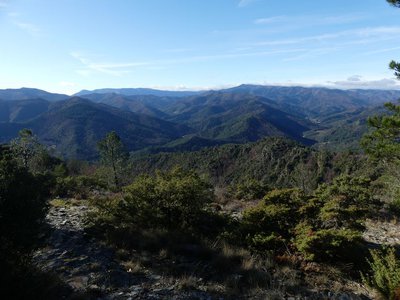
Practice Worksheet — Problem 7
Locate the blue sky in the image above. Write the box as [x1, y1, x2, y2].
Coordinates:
[0, 0, 400, 94]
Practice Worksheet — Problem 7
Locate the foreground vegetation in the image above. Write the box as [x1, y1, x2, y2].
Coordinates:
[2, 119, 400, 298]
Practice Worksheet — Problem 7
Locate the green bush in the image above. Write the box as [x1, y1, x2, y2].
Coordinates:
[0, 152, 54, 297]
[389, 198, 400, 217]
[230, 179, 270, 200]
[241, 175, 373, 262]
[242, 189, 309, 250]
[294, 175, 373, 262]
[54, 175, 105, 199]
[294, 222, 364, 262]
[0, 156, 49, 252]
[362, 247, 400, 300]
[93, 167, 214, 231]
[316, 175, 373, 230]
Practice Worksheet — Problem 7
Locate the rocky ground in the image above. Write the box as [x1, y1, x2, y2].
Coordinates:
[33, 201, 391, 300]
[363, 218, 400, 246]
[33, 202, 218, 299]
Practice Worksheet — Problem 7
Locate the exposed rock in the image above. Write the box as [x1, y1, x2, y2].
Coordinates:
[33, 202, 222, 299]
[363, 219, 400, 246]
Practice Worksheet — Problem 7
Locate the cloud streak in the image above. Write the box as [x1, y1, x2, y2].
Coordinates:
[362, 46, 400, 55]
[71, 48, 308, 76]
[7, 11, 41, 36]
[256, 77, 400, 90]
[70, 52, 150, 76]
[254, 26, 400, 47]
[238, 0, 257, 7]
[13, 21, 40, 36]
[327, 76, 400, 90]
[254, 13, 368, 26]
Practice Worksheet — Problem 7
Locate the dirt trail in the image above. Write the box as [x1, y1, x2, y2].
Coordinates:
[32, 204, 214, 299]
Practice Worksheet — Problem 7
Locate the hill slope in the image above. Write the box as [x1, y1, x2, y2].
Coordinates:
[0, 98, 51, 122]
[223, 85, 400, 118]
[0, 88, 68, 102]
[79, 93, 172, 118]
[130, 137, 367, 187]
[75, 88, 202, 98]
[0, 97, 192, 159]
[165, 92, 315, 145]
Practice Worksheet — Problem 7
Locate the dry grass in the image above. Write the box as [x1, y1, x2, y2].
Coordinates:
[121, 260, 144, 274]
[49, 198, 84, 207]
[176, 275, 198, 290]
[214, 186, 230, 205]
[88, 262, 101, 272]
[158, 248, 168, 259]
[115, 248, 130, 260]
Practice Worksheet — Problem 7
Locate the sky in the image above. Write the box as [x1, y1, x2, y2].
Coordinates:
[0, 0, 400, 95]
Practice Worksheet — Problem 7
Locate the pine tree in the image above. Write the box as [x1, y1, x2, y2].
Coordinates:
[361, 1, 400, 161]
[97, 131, 128, 187]
[10, 129, 41, 170]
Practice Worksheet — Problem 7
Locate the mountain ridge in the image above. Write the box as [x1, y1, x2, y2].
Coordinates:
[1, 85, 399, 159]
[0, 97, 192, 159]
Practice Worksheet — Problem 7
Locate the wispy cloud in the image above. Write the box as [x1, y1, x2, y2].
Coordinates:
[256, 77, 400, 90]
[254, 16, 287, 24]
[254, 13, 368, 26]
[327, 76, 400, 90]
[13, 21, 40, 36]
[71, 48, 308, 76]
[238, 0, 257, 8]
[282, 47, 339, 62]
[7, 11, 41, 36]
[254, 26, 400, 47]
[362, 46, 400, 55]
[70, 52, 149, 76]
[0, 1, 8, 8]
[347, 75, 363, 82]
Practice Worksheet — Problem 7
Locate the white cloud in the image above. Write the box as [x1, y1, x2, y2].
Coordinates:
[363, 46, 400, 55]
[254, 16, 286, 24]
[327, 76, 400, 90]
[238, 0, 257, 7]
[13, 21, 40, 36]
[347, 75, 363, 82]
[8, 12, 41, 36]
[282, 47, 339, 62]
[71, 48, 308, 76]
[70, 52, 149, 76]
[254, 13, 367, 26]
[254, 26, 400, 47]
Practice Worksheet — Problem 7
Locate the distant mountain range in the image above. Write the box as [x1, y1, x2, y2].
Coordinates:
[163, 92, 314, 145]
[0, 88, 68, 102]
[0, 85, 399, 159]
[0, 97, 190, 159]
[222, 84, 400, 118]
[75, 88, 201, 98]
